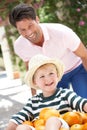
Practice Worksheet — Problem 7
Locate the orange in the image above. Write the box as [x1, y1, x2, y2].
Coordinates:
[33, 118, 45, 128]
[70, 124, 83, 130]
[39, 108, 50, 119]
[82, 123, 87, 130]
[62, 111, 82, 126]
[39, 108, 60, 121]
[23, 121, 33, 126]
[60, 114, 63, 119]
[79, 112, 87, 124]
[35, 125, 45, 130]
[60, 128, 69, 130]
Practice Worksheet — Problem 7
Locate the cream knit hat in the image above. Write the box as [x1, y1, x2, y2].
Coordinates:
[24, 54, 65, 89]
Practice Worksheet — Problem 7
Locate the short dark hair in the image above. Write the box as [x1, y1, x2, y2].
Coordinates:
[9, 3, 36, 27]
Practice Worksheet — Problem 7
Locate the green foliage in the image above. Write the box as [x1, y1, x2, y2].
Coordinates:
[32, 0, 58, 22]
[32, 0, 87, 46]
[62, 0, 87, 46]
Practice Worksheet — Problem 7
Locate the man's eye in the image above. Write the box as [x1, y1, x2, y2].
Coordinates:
[29, 24, 33, 29]
[20, 30, 26, 34]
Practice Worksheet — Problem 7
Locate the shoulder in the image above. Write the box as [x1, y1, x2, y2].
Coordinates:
[40, 23, 73, 31]
[39, 23, 75, 38]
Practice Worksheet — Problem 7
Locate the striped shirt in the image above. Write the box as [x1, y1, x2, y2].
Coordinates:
[10, 88, 87, 124]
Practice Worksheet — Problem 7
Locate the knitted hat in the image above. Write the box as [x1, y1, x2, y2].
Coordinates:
[24, 54, 65, 89]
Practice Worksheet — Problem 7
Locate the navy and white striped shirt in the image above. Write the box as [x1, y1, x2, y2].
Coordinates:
[11, 88, 87, 124]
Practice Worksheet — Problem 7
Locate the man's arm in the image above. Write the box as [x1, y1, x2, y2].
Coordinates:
[74, 42, 87, 70]
[25, 61, 36, 96]
[25, 61, 29, 70]
[5, 121, 18, 130]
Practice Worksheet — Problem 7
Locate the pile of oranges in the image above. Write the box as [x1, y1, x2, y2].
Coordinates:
[62, 111, 87, 130]
[23, 108, 87, 130]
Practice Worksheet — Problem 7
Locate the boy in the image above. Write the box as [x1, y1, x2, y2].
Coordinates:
[5, 54, 87, 130]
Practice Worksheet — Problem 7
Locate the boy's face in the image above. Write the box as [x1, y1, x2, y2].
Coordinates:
[33, 63, 59, 97]
[16, 18, 43, 45]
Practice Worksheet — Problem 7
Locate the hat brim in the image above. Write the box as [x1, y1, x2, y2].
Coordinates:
[24, 59, 65, 90]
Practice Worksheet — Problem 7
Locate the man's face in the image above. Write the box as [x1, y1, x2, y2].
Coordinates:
[16, 18, 43, 44]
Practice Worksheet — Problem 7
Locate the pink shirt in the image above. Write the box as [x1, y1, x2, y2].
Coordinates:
[14, 23, 82, 73]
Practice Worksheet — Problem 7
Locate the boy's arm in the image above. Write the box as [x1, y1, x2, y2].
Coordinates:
[83, 103, 87, 112]
[5, 121, 18, 130]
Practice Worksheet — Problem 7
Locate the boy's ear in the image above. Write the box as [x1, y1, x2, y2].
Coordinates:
[36, 16, 40, 23]
[33, 79, 37, 86]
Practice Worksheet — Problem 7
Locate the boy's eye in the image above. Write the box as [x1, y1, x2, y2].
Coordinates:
[49, 72, 54, 75]
[40, 75, 45, 78]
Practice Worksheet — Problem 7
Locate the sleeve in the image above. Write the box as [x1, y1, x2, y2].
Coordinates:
[64, 89, 87, 112]
[63, 28, 81, 52]
[10, 99, 34, 125]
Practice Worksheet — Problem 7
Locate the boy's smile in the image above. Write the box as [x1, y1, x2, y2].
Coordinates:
[33, 63, 59, 97]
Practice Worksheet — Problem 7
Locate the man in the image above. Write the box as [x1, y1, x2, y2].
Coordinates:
[9, 3, 87, 97]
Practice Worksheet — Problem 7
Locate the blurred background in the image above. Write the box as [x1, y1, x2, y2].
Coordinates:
[0, 0, 87, 80]
[0, 0, 87, 130]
